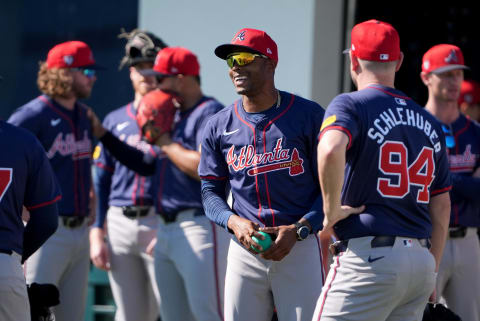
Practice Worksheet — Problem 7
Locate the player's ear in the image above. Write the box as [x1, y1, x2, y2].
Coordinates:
[420, 71, 430, 86]
[395, 52, 404, 72]
[350, 53, 359, 72]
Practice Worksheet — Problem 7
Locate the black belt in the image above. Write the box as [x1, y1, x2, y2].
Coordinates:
[122, 206, 151, 219]
[449, 227, 467, 238]
[329, 236, 431, 256]
[161, 209, 204, 224]
[61, 216, 86, 228]
[0, 249, 13, 255]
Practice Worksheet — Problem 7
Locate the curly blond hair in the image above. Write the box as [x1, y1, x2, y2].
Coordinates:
[37, 62, 73, 97]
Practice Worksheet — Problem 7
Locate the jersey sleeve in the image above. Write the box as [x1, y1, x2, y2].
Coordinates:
[319, 94, 360, 150]
[198, 117, 229, 180]
[195, 102, 223, 149]
[8, 106, 42, 136]
[24, 136, 61, 210]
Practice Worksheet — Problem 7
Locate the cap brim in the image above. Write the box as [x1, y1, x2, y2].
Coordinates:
[214, 44, 265, 60]
[83, 63, 106, 70]
[138, 69, 165, 77]
[431, 65, 469, 74]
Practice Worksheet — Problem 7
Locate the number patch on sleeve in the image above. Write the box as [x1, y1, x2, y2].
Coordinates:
[377, 141, 435, 203]
[0, 168, 13, 202]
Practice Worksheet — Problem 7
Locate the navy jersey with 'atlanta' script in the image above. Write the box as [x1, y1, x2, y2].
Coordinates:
[8, 95, 93, 217]
[0, 121, 61, 254]
[93, 103, 157, 218]
[440, 113, 480, 227]
[320, 84, 451, 240]
[199, 91, 324, 227]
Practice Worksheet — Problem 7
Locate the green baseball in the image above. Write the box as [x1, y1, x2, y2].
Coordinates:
[251, 231, 272, 253]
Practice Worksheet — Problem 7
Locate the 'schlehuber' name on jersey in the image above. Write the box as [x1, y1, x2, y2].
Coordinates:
[367, 107, 441, 152]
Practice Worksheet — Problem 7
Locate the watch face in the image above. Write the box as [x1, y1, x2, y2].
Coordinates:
[298, 226, 309, 240]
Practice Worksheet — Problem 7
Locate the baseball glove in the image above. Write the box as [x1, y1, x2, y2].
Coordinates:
[118, 28, 167, 70]
[27, 283, 60, 321]
[423, 303, 462, 321]
[137, 90, 176, 143]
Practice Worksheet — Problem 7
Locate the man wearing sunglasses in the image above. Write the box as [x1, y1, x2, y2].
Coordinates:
[8, 40, 101, 321]
[198, 28, 326, 321]
[90, 29, 166, 321]
[421, 44, 480, 321]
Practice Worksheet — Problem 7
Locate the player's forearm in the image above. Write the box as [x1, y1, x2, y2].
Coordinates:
[91, 166, 111, 228]
[450, 174, 480, 204]
[22, 203, 59, 263]
[162, 142, 201, 180]
[100, 131, 156, 176]
[428, 192, 451, 272]
[201, 179, 235, 230]
[303, 195, 324, 232]
[318, 131, 348, 226]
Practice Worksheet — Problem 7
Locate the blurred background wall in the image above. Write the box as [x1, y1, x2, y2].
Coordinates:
[1, 1, 478, 120]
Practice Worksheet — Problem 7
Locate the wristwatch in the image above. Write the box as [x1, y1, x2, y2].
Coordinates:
[294, 222, 310, 241]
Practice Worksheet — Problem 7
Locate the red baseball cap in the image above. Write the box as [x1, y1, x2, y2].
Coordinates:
[215, 28, 278, 62]
[458, 80, 480, 105]
[344, 19, 400, 62]
[422, 44, 469, 74]
[141, 47, 200, 77]
[46, 41, 103, 69]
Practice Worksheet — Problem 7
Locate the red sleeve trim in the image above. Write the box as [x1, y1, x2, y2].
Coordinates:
[200, 175, 227, 180]
[95, 162, 114, 172]
[319, 126, 353, 150]
[26, 195, 62, 211]
[431, 185, 452, 196]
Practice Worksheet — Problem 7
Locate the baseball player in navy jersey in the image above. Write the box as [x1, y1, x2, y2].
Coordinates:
[8, 40, 100, 321]
[90, 29, 166, 321]
[458, 79, 480, 122]
[0, 120, 60, 321]
[314, 20, 451, 321]
[199, 28, 326, 321]
[421, 44, 480, 321]
[88, 46, 230, 321]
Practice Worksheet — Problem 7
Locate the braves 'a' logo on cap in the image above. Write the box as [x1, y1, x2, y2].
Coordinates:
[235, 31, 246, 41]
[445, 49, 458, 64]
[63, 55, 74, 66]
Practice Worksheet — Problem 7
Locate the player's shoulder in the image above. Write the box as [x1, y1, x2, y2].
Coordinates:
[12, 96, 50, 117]
[0, 120, 43, 147]
[103, 103, 134, 126]
[204, 100, 235, 123]
[286, 91, 324, 111]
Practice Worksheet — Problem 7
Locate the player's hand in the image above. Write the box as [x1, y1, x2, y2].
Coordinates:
[146, 237, 157, 257]
[88, 188, 96, 226]
[259, 225, 297, 261]
[429, 288, 437, 303]
[89, 227, 110, 270]
[155, 132, 173, 148]
[22, 206, 30, 223]
[86, 107, 107, 138]
[474, 167, 480, 177]
[322, 204, 365, 231]
[227, 215, 263, 254]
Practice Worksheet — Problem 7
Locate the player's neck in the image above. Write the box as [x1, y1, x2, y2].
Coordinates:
[133, 92, 143, 110]
[425, 98, 460, 124]
[52, 95, 76, 110]
[356, 73, 395, 91]
[242, 88, 278, 113]
[179, 90, 204, 112]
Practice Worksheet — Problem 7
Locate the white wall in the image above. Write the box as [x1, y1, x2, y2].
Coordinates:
[139, 0, 346, 108]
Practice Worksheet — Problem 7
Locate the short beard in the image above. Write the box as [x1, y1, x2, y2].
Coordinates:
[72, 82, 92, 99]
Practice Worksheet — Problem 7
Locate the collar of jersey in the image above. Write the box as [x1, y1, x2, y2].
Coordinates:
[237, 90, 286, 123]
